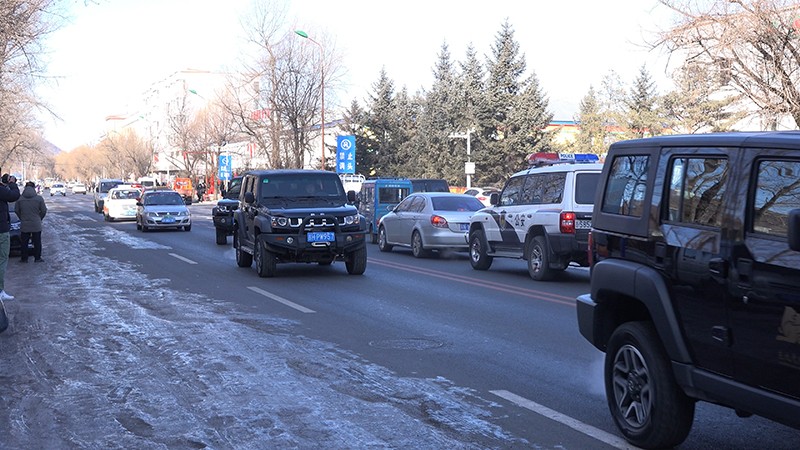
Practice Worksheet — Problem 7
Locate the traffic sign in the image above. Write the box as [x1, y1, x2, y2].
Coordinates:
[336, 135, 356, 174]
[218, 154, 232, 181]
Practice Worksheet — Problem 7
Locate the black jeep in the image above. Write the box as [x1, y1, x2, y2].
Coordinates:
[577, 132, 800, 448]
[232, 170, 367, 277]
[212, 176, 243, 245]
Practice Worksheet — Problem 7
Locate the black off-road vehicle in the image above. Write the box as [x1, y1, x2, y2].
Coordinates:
[212, 176, 243, 245]
[577, 132, 800, 448]
[232, 170, 367, 277]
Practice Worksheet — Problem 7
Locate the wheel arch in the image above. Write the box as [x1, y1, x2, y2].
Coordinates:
[590, 258, 692, 364]
[523, 225, 548, 259]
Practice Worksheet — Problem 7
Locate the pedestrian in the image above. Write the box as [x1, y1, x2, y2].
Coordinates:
[15, 181, 47, 264]
[196, 181, 206, 203]
[0, 173, 20, 301]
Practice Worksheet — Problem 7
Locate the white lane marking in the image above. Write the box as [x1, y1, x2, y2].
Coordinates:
[247, 286, 316, 313]
[169, 253, 198, 265]
[489, 390, 640, 450]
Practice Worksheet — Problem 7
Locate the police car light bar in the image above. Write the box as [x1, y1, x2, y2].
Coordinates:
[526, 152, 600, 167]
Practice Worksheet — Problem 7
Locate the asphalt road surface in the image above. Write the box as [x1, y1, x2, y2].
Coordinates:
[0, 193, 796, 449]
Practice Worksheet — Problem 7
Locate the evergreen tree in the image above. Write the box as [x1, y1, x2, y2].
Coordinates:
[575, 85, 608, 154]
[362, 68, 400, 177]
[411, 42, 464, 183]
[479, 20, 553, 185]
[661, 62, 744, 133]
[625, 65, 663, 138]
[390, 86, 420, 176]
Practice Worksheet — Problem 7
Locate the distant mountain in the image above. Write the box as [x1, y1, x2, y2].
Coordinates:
[40, 139, 61, 156]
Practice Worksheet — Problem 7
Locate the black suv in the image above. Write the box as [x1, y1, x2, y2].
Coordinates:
[212, 176, 243, 245]
[577, 132, 800, 448]
[233, 170, 367, 277]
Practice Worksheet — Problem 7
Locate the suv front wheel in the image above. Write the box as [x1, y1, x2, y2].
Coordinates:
[254, 237, 277, 278]
[605, 321, 695, 449]
[469, 230, 493, 270]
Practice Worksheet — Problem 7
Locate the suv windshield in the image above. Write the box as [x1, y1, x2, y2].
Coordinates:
[259, 174, 345, 199]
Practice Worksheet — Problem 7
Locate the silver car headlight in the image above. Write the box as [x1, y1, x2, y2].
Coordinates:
[10, 222, 20, 231]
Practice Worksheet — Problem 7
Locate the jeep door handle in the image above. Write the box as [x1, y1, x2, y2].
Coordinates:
[709, 258, 728, 278]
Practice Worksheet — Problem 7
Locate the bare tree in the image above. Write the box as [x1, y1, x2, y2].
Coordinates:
[102, 129, 153, 179]
[656, 0, 800, 128]
[165, 90, 204, 177]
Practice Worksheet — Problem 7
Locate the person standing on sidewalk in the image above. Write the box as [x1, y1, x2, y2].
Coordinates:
[0, 173, 20, 301]
[15, 181, 47, 263]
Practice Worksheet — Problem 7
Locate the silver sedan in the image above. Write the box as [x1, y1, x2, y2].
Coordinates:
[377, 192, 485, 257]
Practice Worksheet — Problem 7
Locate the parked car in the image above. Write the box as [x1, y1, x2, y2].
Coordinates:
[136, 190, 191, 232]
[577, 132, 800, 448]
[71, 183, 87, 194]
[464, 186, 500, 207]
[103, 186, 142, 221]
[212, 175, 243, 245]
[50, 182, 67, 196]
[377, 192, 484, 257]
[468, 153, 603, 280]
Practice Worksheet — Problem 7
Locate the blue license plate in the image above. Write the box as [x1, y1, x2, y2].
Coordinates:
[162, 216, 175, 224]
[307, 231, 335, 242]
[459, 223, 469, 231]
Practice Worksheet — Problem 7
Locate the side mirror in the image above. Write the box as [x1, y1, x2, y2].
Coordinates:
[490, 192, 500, 206]
[789, 209, 800, 251]
[244, 191, 255, 204]
[347, 190, 357, 203]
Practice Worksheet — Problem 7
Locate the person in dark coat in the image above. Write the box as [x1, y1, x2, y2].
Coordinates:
[0, 174, 20, 301]
[15, 181, 47, 263]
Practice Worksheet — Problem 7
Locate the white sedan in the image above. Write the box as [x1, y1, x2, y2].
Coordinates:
[71, 183, 87, 194]
[103, 187, 141, 221]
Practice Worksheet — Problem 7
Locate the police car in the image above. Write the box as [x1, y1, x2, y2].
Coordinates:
[467, 153, 604, 280]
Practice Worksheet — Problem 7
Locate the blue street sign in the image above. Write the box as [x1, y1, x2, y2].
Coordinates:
[336, 135, 356, 174]
[218, 154, 232, 181]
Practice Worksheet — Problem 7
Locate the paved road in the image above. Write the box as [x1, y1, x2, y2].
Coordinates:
[0, 193, 796, 449]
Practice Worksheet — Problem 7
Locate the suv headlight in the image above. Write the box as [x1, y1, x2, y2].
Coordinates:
[272, 217, 289, 227]
[343, 214, 360, 225]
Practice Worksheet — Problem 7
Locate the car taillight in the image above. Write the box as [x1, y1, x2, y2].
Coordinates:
[431, 215, 448, 228]
[560, 211, 576, 234]
[477, 196, 487, 202]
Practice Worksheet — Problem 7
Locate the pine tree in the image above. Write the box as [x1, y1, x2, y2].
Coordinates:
[661, 62, 744, 133]
[479, 20, 553, 185]
[626, 65, 663, 138]
[575, 85, 608, 154]
[362, 68, 400, 177]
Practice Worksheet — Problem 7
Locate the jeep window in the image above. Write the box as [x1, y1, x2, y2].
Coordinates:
[521, 173, 565, 204]
[667, 157, 728, 227]
[752, 159, 800, 237]
[500, 175, 526, 206]
[259, 174, 345, 199]
[575, 173, 601, 204]
[601, 155, 649, 217]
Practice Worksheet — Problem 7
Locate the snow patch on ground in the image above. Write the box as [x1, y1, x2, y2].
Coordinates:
[0, 212, 524, 448]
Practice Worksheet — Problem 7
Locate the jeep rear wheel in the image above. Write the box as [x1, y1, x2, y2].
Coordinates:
[606, 322, 694, 449]
[469, 230, 493, 270]
[215, 228, 228, 245]
[527, 236, 555, 281]
[378, 226, 393, 252]
[254, 239, 277, 277]
[234, 229, 252, 268]
[345, 247, 367, 275]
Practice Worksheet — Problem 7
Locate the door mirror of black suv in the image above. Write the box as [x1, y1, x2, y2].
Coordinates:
[788, 209, 800, 251]
[347, 190, 357, 204]
[244, 191, 255, 204]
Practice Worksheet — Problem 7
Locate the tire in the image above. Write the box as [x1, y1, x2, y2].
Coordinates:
[377, 226, 393, 252]
[605, 322, 695, 449]
[215, 228, 227, 245]
[469, 230, 493, 270]
[370, 225, 378, 244]
[345, 247, 367, 275]
[411, 230, 429, 258]
[254, 238, 277, 278]
[234, 229, 253, 268]
[527, 235, 555, 281]
[184, 225, 192, 232]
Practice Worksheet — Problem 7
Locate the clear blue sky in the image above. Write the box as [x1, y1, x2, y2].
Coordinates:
[37, 0, 673, 151]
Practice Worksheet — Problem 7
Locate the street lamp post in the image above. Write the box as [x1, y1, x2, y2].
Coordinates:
[295, 30, 326, 171]
[449, 129, 475, 188]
